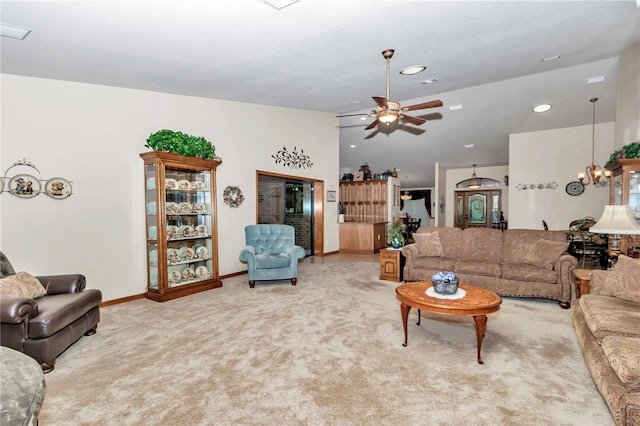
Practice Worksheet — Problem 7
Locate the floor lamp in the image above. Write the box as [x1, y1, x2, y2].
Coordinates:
[589, 205, 640, 256]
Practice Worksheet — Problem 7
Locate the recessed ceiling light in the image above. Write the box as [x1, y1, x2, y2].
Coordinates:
[399, 65, 426, 75]
[360, 117, 367, 121]
[351, 100, 362, 104]
[260, 0, 300, 10]
[0, 23, 32, 40]
[350, 145, 356, 148]
[464, 144, 474, 148]
[448, 105, 463, 111]
[533, 104, 552, 113]
[541, 55, 560, 62]
[587, 75, 607, 84]
[420, 78, 437, 85]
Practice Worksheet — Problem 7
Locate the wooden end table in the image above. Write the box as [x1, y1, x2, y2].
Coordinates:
[395, 282, 502, 364]
[379, 248, 404, 282]
[571, 268, 592, 299]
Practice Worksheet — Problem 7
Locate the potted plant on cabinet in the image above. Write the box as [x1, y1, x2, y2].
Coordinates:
[338, 203, 346, 223]
[145, 129, 217, 160]
[388, 224, 406, 249]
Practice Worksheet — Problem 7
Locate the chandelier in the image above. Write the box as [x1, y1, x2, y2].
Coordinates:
[578, 98, 611, 186]
[468, 164, 481, 189]
[400, 191, 412, 201]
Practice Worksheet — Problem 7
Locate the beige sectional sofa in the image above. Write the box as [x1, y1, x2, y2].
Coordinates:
[571, 255, 640, 426]
[401, 227, 577, 307]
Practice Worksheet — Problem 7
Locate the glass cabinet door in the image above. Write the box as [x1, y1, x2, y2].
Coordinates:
[164, 167, 213, 288]
[629, 170, 640, 224]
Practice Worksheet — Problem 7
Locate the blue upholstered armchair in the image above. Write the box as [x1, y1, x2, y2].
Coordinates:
[239, 224, 306, 288]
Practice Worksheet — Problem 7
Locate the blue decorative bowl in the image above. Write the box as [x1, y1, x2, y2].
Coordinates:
[432, 278, 459, 295]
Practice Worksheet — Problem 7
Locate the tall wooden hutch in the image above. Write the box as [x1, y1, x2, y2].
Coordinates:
[339, 177, 400, 253]
[140, 151, 222, 301]
[606, 158, 640, 255]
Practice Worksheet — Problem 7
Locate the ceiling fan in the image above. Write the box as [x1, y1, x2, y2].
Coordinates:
[338, 49, 443, 130]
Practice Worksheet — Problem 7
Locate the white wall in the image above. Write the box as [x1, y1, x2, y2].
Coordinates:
[0, 74, 339, 302]
[508, 122, 614, 230]
[615, 40, 640, 147]
[444, 165, 509, 227]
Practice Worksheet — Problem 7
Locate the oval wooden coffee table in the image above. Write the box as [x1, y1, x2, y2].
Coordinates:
[396, 282, 502, 364]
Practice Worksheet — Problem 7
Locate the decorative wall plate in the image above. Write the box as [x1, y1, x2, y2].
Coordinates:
[190, 181, 205, 191]
[178, 179, 191, 190]
[165, 178, 179, 190]
[8, 174, 41, 198]
[565, 181, 585, 196]
[45, 177, 73, 199]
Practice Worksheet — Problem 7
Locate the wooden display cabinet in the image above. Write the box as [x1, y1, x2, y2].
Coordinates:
[338, 177, 399, 253]
[606, 158, 640, 255]
[140, 151, 222, 302]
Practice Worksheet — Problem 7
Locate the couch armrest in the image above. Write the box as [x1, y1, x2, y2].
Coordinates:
[285, 245, 306, 267]
[0, 296, 38, 325]
[588, 269, 610, 294]
[239, 246, 256, 270]
[553, 253, 577, 304]
[400, 244, 418, 261]
[37, 274, 86, 295]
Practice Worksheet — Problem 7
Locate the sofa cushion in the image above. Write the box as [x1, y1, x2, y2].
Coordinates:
[502, 229, 567, 264]
[501, 263, 557, 283]
[255, 254, 290, 269]
[0, 272, 46, 299]
[601, 255, 640, 303]
[29, 290, 102, 338]
[601, 336, 640, 387]
[411, 256, 456, 272]
[454, 260, 501, 278]
[521, 239, 569, 270]
[413, 232, 444, 257]
[414, 227, 462, 259]
[458, 228, 503, 262]
[579, 294, 640, 342]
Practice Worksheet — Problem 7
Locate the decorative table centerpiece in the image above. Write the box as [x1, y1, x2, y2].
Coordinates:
[431, 271, 459, 295]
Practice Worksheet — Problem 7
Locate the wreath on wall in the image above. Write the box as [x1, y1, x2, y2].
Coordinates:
[223, 185, 245, 208]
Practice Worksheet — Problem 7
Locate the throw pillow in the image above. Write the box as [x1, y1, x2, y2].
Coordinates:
[413, 232, 444, 257]
[0, 271, 46, 298]
[601, 255, 640, 303]
[521, 239, 569, 270]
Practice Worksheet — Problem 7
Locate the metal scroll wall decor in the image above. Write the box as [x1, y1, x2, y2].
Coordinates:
[271, 146, 313, 170]
[0, 158, 74, 199]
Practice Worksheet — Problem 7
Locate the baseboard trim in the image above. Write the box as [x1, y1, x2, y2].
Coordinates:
[100, 293, 145, 307]
[100, 271, 249, 306]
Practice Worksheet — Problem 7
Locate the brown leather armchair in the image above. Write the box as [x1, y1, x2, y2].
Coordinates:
[0, 251, 102, 373]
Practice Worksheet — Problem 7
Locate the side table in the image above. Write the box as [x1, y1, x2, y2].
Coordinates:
[572, 268, 592, 299]
[380, 248, 404, 282]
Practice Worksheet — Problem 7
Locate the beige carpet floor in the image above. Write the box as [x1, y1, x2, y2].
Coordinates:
[39, 257, 612, 425]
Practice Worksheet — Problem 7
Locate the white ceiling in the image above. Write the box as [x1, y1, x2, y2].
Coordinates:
[1, 1, 638, 187]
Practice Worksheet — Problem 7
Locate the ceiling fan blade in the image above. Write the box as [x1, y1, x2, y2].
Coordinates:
[372, 96, 388, 108]
[336, 112, 371, 118]
[400, 114, 426, 126]
[364, 119, 380, 130]
[401, 99, 443, 112]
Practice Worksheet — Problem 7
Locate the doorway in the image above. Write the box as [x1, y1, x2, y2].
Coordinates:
[454, 190, 502, 229]
[257, 173, 318, 256]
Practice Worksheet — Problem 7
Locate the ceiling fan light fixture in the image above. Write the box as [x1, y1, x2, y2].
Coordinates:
[378, 111, 398, 124]
[399, 65, 426, 75]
